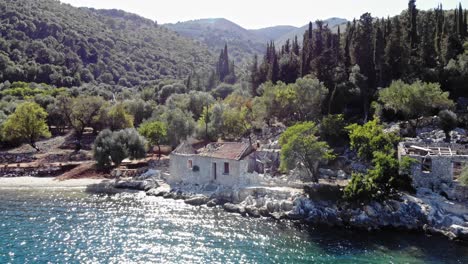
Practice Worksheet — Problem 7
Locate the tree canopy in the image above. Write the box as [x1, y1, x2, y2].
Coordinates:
[279, 122, 334, 182]
[138, 121, 167, 158]
[93, 128, 147, 169]
[377, 80, 454, 120]
[2, 101, 51, 150]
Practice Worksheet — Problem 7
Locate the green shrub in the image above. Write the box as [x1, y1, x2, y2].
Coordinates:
[346, 119, 399, 161]
[460, 166, 468, 186]
[93, 128, 147, 169]
[344, 119, 414, 202]
[279, 122, 335, 182]
[320, 114, 347, 144]
[438, 110, 458, 142]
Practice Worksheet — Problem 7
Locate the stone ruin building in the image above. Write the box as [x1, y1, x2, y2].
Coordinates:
[398, 142, 468, 201]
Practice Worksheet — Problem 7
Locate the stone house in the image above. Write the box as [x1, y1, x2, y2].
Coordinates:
[168, 141, 258, 186]
[398, 142, 468, 200]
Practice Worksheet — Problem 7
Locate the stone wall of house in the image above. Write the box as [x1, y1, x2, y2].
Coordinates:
[454, 184, 468, 201]
[169, 153, 247, 186]
[409, 156, 454, 190]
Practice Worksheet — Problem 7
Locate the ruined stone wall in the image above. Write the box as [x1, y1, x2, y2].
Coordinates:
[454, 184, 468, 201]
[409, 156, 454, 190]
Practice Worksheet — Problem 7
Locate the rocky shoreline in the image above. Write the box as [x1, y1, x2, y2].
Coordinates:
[90, 175, 468, 242]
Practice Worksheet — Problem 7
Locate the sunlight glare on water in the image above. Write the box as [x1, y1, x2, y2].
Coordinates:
[0, 189, 467, 263]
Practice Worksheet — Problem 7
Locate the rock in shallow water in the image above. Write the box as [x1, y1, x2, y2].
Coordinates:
[184, 195, 209, 206]
[223, 203, 240, 213]
[115, 179, 158, 191]
[245, 206, 261, 218]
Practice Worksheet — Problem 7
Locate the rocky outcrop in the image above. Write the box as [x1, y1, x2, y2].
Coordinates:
[290, 191, 468, 241]
[95, 168, 468, 242]
[114, 178, 159, 191]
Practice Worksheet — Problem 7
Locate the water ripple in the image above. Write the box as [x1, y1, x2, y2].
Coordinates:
[0, 189, 467, 263]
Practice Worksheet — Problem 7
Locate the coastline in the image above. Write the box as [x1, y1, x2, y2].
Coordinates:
[1, 176, 467, 242]
[0, 176, 106, 189]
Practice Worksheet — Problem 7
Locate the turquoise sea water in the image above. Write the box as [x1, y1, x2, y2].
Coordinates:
[0, 188, 467, 264]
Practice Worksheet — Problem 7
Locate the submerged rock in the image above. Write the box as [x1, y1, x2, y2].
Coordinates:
[206, 199, 218, 207]
[114, 179, 158, 191]
[245, 206, 261, 218]
[185, 195, 209, 206]
[223, 203, 240, 213]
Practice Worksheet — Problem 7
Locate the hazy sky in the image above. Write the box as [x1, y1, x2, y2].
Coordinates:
[60, 0, 467, 29]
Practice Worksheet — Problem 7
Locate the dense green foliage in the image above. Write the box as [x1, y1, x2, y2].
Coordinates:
[2, 101, 50, 150]
[0, 0, 214, 88]
[319, 114, 347, 144]
[279, 122, 334, 182]
[344, 119, 414, 202]
[93, 128, 147, 169]
[107, 103, 134, 131]
[346, 119, 399, 161]
[377, 80, 454, 120]
[254, 77, 328, 125]
[438, 110, 458, 142]
[251, 3, 468, 119]
[0, 1, 467, 205]
[138, 121, 167, 157]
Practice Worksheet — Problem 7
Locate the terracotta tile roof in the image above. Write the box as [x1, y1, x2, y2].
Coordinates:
[198, 142, 252, 160]
[173, 141, 196, 155]
[173, 141, 254, 160]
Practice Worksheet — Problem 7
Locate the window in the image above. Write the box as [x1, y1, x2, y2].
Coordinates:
[188, 160, 193, 169]
[422, 158, 432, 173]
[224, 162, 230, 174]
[453, 162, 465, 181]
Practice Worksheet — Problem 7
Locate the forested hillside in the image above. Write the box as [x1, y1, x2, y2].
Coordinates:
[0, 0, 215, 88]
[250, 3, 468, 119]
[165, 18, 267, 65]
[1, 0, 468, 203]
[275, 17, 347, 46]
[249, 25, 298, 43]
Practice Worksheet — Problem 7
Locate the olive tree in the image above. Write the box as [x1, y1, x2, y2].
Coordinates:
[438, 110, 458, 142]
[93, 128, 147, 170]
[138, 121, 167, 159]
[377, 80, 454, 122]
[279, 122, 334, 182]
[2, 102, 51, 151]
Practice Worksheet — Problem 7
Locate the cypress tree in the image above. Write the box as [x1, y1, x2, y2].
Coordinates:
[308, 21, 313, 39]
[353, 13, 376, 119]
[464, 10, 468, 39]
[344, 20, 356, 71]
[216, 44, 231, 82]
[293, 36, 300, 56]
[270, 51, 279, 83]
[419, 11, 437, 68]
[434, 4, 444, 63]
[407, 0, 418, 51]
[374, 19, 385, 87]
[385, 16, 404, 81]
[458, 3, 464, 38]
[250, 55, 259, 96]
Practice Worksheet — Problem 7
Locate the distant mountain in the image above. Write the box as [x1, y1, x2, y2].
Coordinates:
[165, 18, 348, 65]
[276, 17, 348, 46]
[164, 18, 267, 65]
[0, 0, 215, 88]
[249, 25, 298, 42]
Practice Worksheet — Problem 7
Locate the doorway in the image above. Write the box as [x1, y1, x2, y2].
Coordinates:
[212, 163, 217, 180]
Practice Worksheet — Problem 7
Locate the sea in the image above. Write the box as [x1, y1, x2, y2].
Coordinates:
[1, 188, 467, 263]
